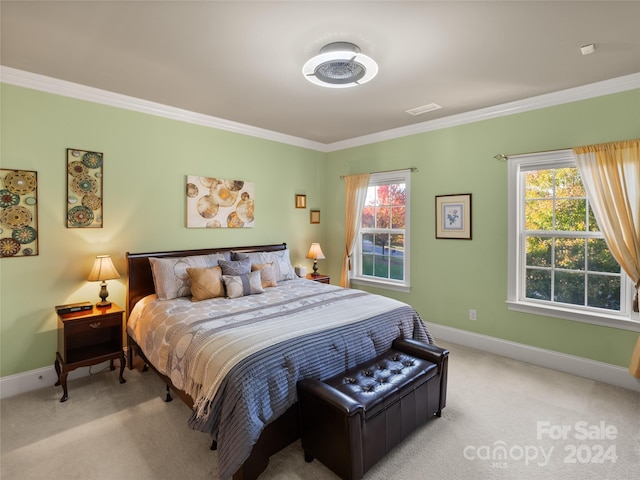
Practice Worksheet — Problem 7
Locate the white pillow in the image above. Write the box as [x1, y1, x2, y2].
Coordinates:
[149, 253, 229, 300]
[232, 248, 297, 282]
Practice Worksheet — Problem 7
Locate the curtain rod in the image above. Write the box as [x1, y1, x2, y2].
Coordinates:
[340, 167, 417, 179]
[493, 146, 575, 161]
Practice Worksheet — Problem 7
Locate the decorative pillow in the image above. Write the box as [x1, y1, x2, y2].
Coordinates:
[149, 253, 228, 300]
[233, 249, 297, 282]
[187, 266, 224, 301]
[251, 262, 277, 288]
[271, 248, 297, 281]
[218, 258, 252, 276]
[222, 271, 265, 299]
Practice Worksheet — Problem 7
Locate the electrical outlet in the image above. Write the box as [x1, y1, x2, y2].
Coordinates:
[469, 309, 477, 321]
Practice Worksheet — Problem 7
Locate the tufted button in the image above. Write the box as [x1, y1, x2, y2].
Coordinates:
[345, 377, 356, 384]
[364, 370, 373, 377]
[403, 360, 414, 367]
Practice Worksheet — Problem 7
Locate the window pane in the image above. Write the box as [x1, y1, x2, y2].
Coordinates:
[390, 234, 404, 280]
[555, 199, 587, 231]
[555, 168, 585, 198]
[588, 274, 621, 311]
[362, 255, 374, 276]
[588, 205, 600, 232]
[554, 237, 585, 270]
[362, 206, 375, 228]
[391, 206, 405, 229]
[526, 268, 551, 300]
[375, 233, 391, 256]
[375, 185, 391, 206]
[525, 199, 553, 230]
[391, 183, 406, 206]
[526, 236, 552, 267]
[525, 170, 553, 199]
[554, 271, 585, 306]
[376, 206, 390, 229]
[362, 233, 374, 253]
[588, 238, 619, 273]
[373, 255, 389, 278]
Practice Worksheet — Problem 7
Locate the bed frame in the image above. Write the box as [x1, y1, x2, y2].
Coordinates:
[126, 243, 300, 480]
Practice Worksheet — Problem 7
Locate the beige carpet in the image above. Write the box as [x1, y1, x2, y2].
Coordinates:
[1, 341, 639, 480]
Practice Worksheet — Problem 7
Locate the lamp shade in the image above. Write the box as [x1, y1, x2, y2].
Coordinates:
[306, 243, 326, 260]
[87, 255, 120, 282]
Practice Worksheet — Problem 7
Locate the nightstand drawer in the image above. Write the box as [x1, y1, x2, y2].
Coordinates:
[65, 313, 122, 335]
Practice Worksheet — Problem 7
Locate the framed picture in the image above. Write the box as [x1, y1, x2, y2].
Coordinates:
[186, 176, 255, 228]
[295, 194, 306, 208]
[0, 169, 39, 257]
[310, 209, 320, 224]
[435, 193, 472, 239]
[66, 148, 103, 228]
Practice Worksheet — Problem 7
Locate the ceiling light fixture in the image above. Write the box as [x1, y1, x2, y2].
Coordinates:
[303, 42, 378, 88]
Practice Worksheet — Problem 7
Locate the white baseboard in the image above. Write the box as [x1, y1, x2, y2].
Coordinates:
[429, 323, 640, 392]
[0, 361, 111, 400]
[2, 328, 638, 398]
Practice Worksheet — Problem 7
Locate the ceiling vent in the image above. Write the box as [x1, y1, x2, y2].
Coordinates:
[406, 103, 442, 116]
[303, 42, 378, 88]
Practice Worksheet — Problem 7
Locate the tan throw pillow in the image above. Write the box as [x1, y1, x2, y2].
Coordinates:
[222, 271, 265, 299]
[187, 266, 224, 301]
[251, 262, 277, 288]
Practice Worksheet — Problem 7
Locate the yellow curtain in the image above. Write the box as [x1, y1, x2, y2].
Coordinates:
[572, 139, 640, 378]
[340, 174, 370, 288]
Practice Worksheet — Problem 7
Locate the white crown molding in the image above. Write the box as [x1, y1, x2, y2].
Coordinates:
[2, 66, 639, 153]
[0, 66, 329, 152]
[429, 323, 640, 393]
[328, 73, 640, 151]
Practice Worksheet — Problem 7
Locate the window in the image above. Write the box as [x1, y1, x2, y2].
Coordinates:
[352, 170, 410, 292]
[507, 150, 637, 329]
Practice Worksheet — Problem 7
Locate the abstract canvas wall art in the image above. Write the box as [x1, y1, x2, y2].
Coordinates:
[186, 176, 255, 228]
[0, 169, 39, 257]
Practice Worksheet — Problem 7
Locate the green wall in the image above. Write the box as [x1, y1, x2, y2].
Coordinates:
[1, 81, 639, 378]
[0, 83, 326, 377]
[323, 89, 640, 368]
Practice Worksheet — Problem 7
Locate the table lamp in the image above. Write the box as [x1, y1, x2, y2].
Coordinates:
[306, 243, 326, 276]
[87, 255, 120, 308]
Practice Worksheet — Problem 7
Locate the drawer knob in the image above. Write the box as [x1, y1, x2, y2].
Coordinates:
[89, 322, 102, 329]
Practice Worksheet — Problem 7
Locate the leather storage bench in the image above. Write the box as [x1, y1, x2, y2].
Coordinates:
[297, 338, 449, 480]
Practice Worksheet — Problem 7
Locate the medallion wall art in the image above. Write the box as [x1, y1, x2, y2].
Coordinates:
[186, 176, 255, 228]
[66, 148, 104, 228]
[0, 169, 39, 257]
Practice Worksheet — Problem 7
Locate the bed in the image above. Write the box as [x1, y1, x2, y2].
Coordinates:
[126, 243, 436, 480]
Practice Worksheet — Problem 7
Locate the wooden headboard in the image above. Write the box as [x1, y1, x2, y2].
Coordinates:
[126, 243, 287, 316]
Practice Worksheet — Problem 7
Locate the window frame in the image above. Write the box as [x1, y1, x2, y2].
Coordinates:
[351, 170, 411, 292]
[507, 149, 639, 331]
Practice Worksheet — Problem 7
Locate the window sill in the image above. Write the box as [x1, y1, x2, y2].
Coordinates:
[506, 300, 640, 332]
[351, 277, 410, 293]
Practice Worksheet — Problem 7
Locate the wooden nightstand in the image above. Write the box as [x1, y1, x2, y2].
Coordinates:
[54, 303, 126, 402]
[306, 273, 330, 284]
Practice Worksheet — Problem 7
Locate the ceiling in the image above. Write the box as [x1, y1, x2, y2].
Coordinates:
[2, 1, 639, 146]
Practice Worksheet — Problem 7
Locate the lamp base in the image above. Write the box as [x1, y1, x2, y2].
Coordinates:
[312, 260, 319, 276]
[97, 281, 111, 308]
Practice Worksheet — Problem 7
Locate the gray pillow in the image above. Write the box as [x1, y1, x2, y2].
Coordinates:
[218, 258, 252, 276]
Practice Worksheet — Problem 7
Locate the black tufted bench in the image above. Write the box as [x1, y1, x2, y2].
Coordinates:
[297, 338, 449, 480]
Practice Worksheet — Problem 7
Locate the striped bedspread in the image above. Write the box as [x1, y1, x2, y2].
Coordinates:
[128, 279, 433, 480]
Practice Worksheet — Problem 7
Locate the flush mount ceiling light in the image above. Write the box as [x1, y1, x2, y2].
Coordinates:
[303, 42, 378, 88]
